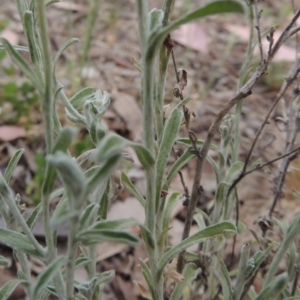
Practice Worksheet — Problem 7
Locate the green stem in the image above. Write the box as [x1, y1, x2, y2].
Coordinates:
[136, 2, 164, 299]
[155, 0, 175, 144]
[36, 2, 66, 298]
[66, 215, 80, 299]
[37, 0, 54, 154]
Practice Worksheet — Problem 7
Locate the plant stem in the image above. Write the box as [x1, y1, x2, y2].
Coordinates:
[37, 0, 54, 154]
[155, 0, 175, 144]
[136, 1, 165, 299]
[66, 215, 80, 299]
[36, 2, 66, 298]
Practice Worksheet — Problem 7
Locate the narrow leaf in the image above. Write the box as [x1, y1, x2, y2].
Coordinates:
[24, 10, 43, 70]
[88, 218, 137, 231]
[32, 256, 66, 299]
[213, 182, 228, 223]
[226, 161, 244, 183]
[121, 172, 145, 207]
[79, 203, 100, 229]
[51, 194, 68, 228]
[89, 270, 115, 288]
[206, 155, 220, 184]
[195, 208, 211, 226]
[158, 221, 236, 278]
[139, 260, 155, 300]
[147, 0, 245, 59]
[264, 214, 300, 287]
[53, 127, 77, 153]
[50, 210, 78, 230]
[0, 45, 29, 52]
[233, 244, 250, 300]
[0, 279, 25, 300]
[0, 255, 9, 267]
[47, 152, 86, 203]
[158, 227, 170, 248]
[163, 149, 195, 191]
[4, 148, 24, 183]
[176, 138, 219, 151]
[96, 134, 155, 172]
[0, 38, 41, 92]
[149, 8, 164, 32]
[255, 273, 288, 300]
[132, 56, 142, 72]
[140, 225, 155, 250]
[86, 155, 121, 193]
[131, 143, 155, 172]
[0, 228, 44, 258]
[46, 0, 61, 7]
[156, 106, 183, 210]
[245, 245, 273, 280]
[53, 38, 79, 72]
[50, 187, 64, 201]
[75, 257, 92, 269]
[170, 263, 201, 300]
[219, 259, 233, 300]
[70, 87, 95, 109]
[77, 229, 139, 246]
[26, 202, 42, 229]
[162, 192, 181, 230]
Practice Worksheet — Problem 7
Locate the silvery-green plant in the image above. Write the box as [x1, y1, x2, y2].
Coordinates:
[1, 0, 300, 300]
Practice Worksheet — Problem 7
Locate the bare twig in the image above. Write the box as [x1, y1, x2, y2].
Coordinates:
[269, 93, 300, 217]
[289, 25, 300, 39]
[291, 264, 300, 296]
[270, 8, 300, 60]
[226, 57, 300, 202]
[254, 0, 264, 63]
[176, 8, 300, 273]
[171, 47, 203, 272]
[227, 144, 300, 201]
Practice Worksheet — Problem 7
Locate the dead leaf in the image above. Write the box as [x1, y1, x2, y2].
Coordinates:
[172, 23, 210, 53]
[0, 126, 26, 142]
[163, 259, 185, 297]
[135, 281, 152, 300]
